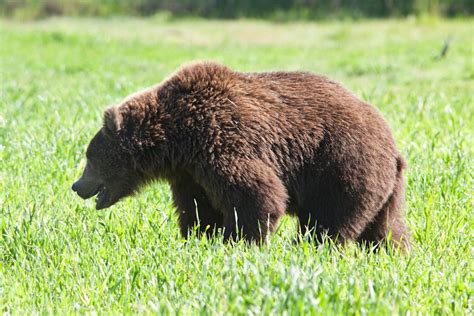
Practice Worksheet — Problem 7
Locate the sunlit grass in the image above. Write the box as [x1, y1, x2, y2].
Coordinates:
[0, 17, 472, 314]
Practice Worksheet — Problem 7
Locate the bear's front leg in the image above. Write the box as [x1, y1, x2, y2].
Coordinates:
[170, 173, 223, 239]
[208, 159, 288, 243]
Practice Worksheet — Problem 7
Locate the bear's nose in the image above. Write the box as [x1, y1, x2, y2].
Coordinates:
[72, 181, 79, 192]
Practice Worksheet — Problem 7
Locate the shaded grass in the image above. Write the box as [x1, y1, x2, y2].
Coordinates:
[0, 17, 472, 314]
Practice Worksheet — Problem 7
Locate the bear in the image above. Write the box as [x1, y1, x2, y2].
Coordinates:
[72, 61, 410, 249]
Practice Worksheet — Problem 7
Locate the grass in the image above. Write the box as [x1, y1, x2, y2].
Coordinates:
[0, 16, 472, 314]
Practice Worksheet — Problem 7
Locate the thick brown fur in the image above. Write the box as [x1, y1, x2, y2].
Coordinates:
[73, 61, 410, 249]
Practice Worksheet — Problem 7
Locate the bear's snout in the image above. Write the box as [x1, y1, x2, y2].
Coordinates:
[71, 181, 79, 192]
[71, 178, 103, 200]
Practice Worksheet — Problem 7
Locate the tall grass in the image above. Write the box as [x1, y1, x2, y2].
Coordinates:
[0, 17, 472, 314]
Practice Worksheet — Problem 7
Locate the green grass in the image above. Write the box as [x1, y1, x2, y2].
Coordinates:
[0, 17, 472, 314]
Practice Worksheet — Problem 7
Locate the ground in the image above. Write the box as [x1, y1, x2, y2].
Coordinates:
[0, 17, 472, 314]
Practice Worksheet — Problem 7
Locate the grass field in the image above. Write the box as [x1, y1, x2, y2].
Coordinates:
[0, 17, 472, 314]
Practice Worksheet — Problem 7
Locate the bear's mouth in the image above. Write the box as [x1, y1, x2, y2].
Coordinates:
[95, 185, 112, 210]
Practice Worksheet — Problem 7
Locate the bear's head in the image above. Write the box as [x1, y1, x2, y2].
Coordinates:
[72, 107, 141, 210]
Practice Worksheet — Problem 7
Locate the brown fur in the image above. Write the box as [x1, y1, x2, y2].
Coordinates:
[72, 61, 410, 249]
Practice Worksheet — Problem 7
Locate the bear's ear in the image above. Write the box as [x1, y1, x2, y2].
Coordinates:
[103, 106, 122, 137]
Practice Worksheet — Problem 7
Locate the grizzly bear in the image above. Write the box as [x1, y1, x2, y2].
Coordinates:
[72, 61, 410, 249]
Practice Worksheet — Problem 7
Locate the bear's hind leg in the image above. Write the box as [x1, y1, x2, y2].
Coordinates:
[170, 174, 223, 239]
[297, 173, 381, 245]
[297, 206, 348, 245]
[296, 176, 356, 245]
[357, 172, 410, 250]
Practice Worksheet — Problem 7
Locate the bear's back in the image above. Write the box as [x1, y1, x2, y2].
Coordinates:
[159, 62, 398, 174]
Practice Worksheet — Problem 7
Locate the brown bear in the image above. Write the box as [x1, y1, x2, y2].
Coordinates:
[72, 61, 410, 249]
